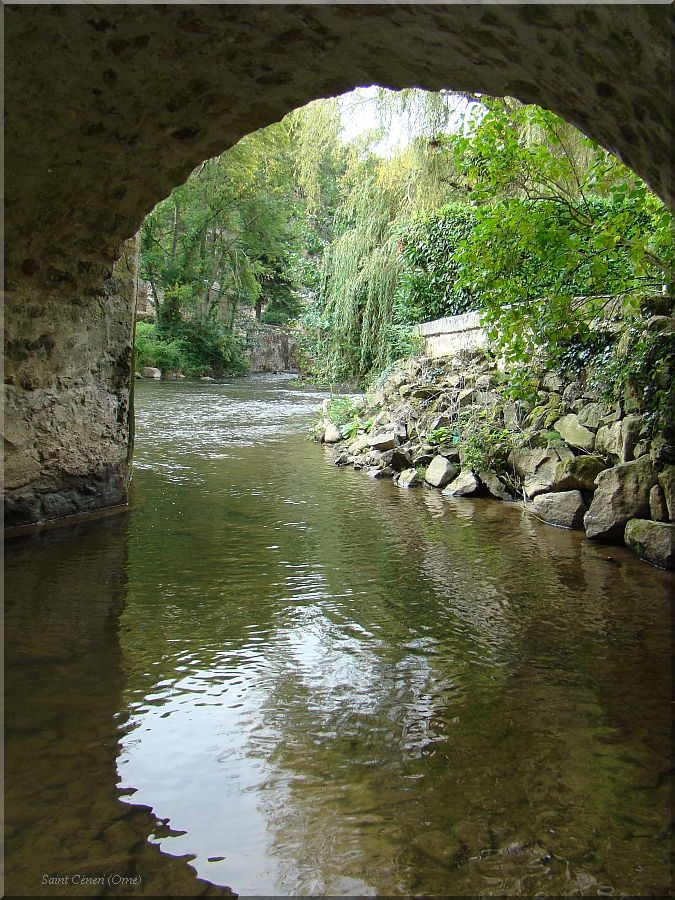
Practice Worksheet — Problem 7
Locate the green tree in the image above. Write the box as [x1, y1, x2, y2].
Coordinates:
[139, 120, 303, 374]
[448, 99, 672, 364]
[297, 90, 468, 383]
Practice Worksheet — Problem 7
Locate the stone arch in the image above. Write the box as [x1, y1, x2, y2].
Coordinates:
[4, 4, 672, 528]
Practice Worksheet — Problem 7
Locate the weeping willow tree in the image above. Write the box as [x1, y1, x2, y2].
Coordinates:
[300, 89, 468, 383]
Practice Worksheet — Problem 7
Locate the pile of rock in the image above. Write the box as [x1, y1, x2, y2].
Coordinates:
[315, 351, 674, 570]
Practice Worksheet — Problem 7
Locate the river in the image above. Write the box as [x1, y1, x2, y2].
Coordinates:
[4, 374, 672, 897]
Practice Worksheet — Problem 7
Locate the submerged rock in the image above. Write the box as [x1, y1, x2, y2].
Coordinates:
[624, 519, 674, 569]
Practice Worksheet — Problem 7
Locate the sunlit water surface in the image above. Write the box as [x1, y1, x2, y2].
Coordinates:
[5, 375, 672, 896]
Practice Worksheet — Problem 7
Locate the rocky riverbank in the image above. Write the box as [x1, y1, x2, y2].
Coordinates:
[314, 349, 674, 570]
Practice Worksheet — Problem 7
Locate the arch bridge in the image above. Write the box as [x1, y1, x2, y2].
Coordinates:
[4, 3, 672, 528]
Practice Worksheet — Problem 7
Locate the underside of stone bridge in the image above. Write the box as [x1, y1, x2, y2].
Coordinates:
[3, 3, 672, 529]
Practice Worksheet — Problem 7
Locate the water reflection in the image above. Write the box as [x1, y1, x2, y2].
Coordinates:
[5, 375, 671, 897]
[117, 377, 670, 896]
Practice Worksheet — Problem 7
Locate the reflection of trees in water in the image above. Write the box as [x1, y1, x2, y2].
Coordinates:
[114, 408, 670, 895]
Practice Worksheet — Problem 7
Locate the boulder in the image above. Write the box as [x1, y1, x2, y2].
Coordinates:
[457, 388, 478, 408]
[424, 455, 459, 488]
[323, 423, 342, 444]
[548, 439, 575, 462]
[502, 401, 523, 430]
[649, 484, 669, 522]
[599, 405, 622, 426]
[397, 468, 422, 488]
[368, 430, 400, 451]
[576, 402, 606, 431]
[410, 385, 439, 400]
[583, 456, 658, 541]
[509, 446, 564, 499]
[142, 366, 161, 379]
[621, 414, 643, 461]
[543, 371, 564, 392]
[624, 519, 674, 569]
[553, 414, 596, 452]
[509, 447, 553, 478]
[530, 490, 587, 529]
[349, 434, 373, 454]
[595, 421, 623, 457]
[478, 470, 512, 501]
[382, 447, 414, 472]
[369, 466, 394, 479]
[562, 381, 584, 403]
[658, 465, 675, 520]
[553, 455, 607, 492]
[442, 469, 480, 497]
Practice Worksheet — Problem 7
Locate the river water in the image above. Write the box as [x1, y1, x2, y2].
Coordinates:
[4, 375, 672, 897]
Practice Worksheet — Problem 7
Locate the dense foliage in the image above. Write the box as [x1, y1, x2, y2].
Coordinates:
[396, 204, 478, 321]
[138, 121, 303, 375]
[135, 87, 672, 432]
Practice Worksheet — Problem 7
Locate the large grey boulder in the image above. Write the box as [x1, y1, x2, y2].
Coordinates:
[424, 455, 458, 488]
[649, 484, 669, 522]
[583, 456, 658, 541]
[553, 414, 596, 452]
[595, 421, 623, 458]
[553, 455, 607, 492]
[349, 433, 373, 454]
[442, 469, 480, 497]
[621, 414, 643, 461]
[624, 519, 674, 569]
[142, 366, 161, 379]
[530, 490, 587, 529]
[382, 446, 414, 472]
[658, 465, 675, 521]
[509, 447, 563, 499]
[576, 402, 606, 431]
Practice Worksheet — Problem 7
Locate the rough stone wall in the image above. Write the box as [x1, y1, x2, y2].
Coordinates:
[3, 3, 672, 526]
[415, 313, 487, 358]
[248, 327, 297, 374]
[3, 238, 138, 528]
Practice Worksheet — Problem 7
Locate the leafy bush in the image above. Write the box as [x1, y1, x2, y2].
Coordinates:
[588, 316, 675, 436]
[134, 319, 249, 377]
[134, 323, 184, 372]
[460, 422, 515, 473]
[325, 396, 363, 427]
[396, 204, 478, 322]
